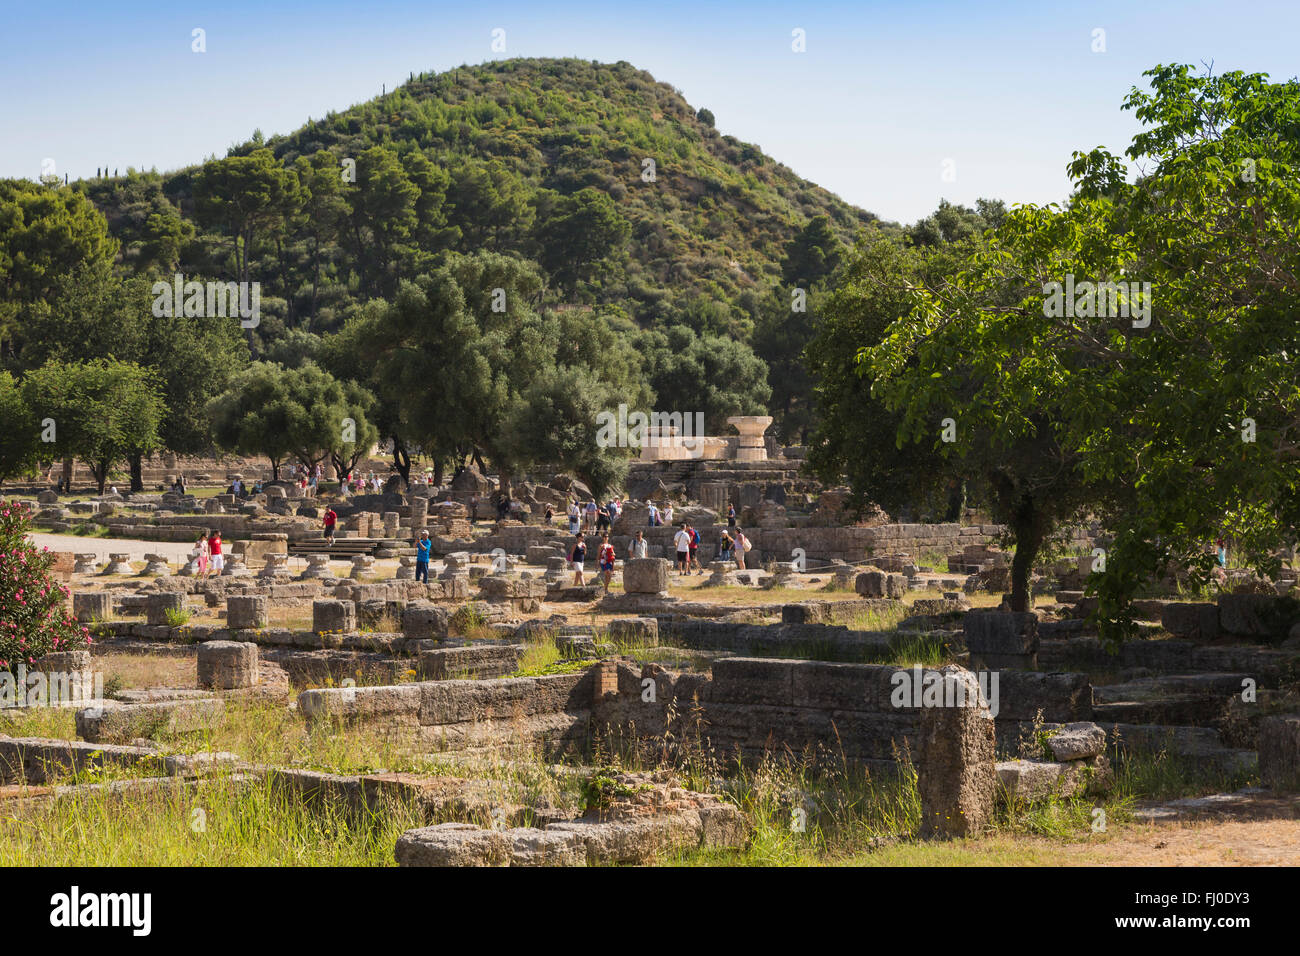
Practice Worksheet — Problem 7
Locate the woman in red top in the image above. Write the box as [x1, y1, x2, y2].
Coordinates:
[598, 534, 616, 593]
[208, 531, 224, 574]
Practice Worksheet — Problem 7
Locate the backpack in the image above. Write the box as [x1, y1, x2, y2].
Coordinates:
[691, 528, 700, 546]
[741, 535, 752, 552]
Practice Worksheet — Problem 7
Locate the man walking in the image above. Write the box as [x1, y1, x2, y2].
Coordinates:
[323, 506, 337, 545]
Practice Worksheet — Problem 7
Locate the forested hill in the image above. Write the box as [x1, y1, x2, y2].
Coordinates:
[78, 58, 885, 338]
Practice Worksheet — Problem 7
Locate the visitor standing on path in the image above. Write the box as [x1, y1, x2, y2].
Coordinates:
[568, 499, 581, 534]
[717, 530, 734, 563]
[628, 530, 648, 559]
[674, 522, 692, 574]
[727, 504, 736, 528]
[196, 531, 210, 579]
[323, 506, 337, 545]
[415, 530, 432, 583]
[687, 523, 701, 574]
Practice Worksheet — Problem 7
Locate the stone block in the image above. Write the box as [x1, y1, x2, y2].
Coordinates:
[916, 666, 995, 838]
[1259, 714, 1300, 790]
[963, 611, 1038, 669]
[402, 602, 450, 640]
[226, 595, 269, 630]
[76, 698, 226, 743]
[1218, 594, 1299, 641]
[313, 599, 357, 634]
[1045, 721, 1106, 761]
[72, 591, 112, 623]
[606, 617, 659, 644]
[197, 640, 259, 689]
[623, 558, 670, 595]
[145, 591, 185, 626]
[1161, 602, 1221, 640]
[854, 570, 907, 599]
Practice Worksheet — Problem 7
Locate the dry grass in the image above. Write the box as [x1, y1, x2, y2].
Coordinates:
[95, 651, 197, 690]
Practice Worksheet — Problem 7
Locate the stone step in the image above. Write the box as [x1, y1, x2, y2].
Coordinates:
[1092, 672, 1251, 725]
[1102, 722, 1256, 773]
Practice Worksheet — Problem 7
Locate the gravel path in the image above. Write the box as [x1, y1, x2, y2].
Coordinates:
[27, 533, 198, 563]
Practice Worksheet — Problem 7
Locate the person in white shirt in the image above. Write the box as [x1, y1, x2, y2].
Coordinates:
[647, 502, 659, 527]
[662, 504, 674, 526]
[567, 500, 581, 534]
[673, 523, 692, 574]
[628, 530, 648, 559]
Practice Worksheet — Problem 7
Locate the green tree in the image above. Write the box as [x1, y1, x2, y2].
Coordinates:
[447, 160, 535, 250]
[536, 187, 631, 294]
[636, 324, 771, 433]
[781, 214, 844, 288]
[207, 361, 377, 480]
[22, 359, 166, 495]
[1062, 65, 1300, 638]
[0, 179, 118, 357]
[0, 371, 37, 487]
[341, 147, 419, 298]
[806, 234, 952, 517]
[500, 366, 631, 499]
[17, 263, 247, 488]
[192, 148, 299, 285]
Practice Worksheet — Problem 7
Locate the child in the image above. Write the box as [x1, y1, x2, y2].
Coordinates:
[196, 531, 211, 579]
[718, 530, 734, 563]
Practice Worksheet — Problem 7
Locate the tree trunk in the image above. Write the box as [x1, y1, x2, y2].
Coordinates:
[269, 457, 280, 481]
[1007, 499, 1044, 613]
[129, 453, 144, 493]
[310, 237, 320, 326]
[93, 459, 108, 496]
[392, 438, 411, 490]
[944, 479, 966, 523]
[433, 458, 444, 488]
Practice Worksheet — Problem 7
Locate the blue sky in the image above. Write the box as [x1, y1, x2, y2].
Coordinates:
[1, 0, 1295, 223]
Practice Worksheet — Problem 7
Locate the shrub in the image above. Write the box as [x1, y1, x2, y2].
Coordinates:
[0, 501, 90, 673]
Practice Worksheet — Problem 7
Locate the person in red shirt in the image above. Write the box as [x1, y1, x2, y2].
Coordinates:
[598, 533, 616, 592]
[323, 507, 337, 544]
[208, 531, 224, 574]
